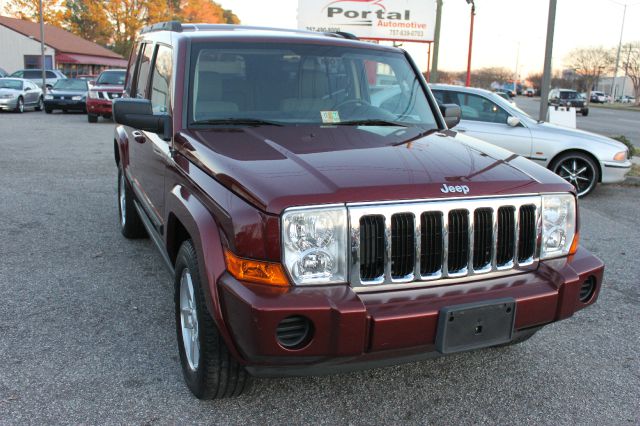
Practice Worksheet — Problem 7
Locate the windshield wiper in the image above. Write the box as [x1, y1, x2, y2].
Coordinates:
[333, 119, 409, 127]
[191, 118, 284, 126]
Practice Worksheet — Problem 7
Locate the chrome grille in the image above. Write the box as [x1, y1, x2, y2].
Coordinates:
[349, 196, 541, 289]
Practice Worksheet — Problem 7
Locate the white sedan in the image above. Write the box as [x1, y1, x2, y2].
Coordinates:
[430, 84, 632, 197]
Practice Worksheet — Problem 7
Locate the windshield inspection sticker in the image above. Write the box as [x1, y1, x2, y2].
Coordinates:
[321, 111, 341, 124]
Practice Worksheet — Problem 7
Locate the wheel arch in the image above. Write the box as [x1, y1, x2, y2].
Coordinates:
[165, 184, 246, 363]
[548, 149, 602, 183]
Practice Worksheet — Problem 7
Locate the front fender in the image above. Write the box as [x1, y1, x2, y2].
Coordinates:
[165, 184, 245, 362]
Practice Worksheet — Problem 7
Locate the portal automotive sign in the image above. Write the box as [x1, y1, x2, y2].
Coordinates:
[298, 0, 436, 42]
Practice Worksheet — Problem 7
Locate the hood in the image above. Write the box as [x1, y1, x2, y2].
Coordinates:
[49, 89, 86, 96]
[0, 88, 20, 95]
[534, 121, 626, 150]
[177, 126, 572, 214]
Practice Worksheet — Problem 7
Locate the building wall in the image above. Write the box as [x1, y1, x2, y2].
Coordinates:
[0, 25, 56, 73]
[596, 76, 635, 99]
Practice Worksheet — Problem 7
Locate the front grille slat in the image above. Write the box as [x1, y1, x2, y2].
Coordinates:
[354, 196, 540, 287]
[391, 213, 415, 278]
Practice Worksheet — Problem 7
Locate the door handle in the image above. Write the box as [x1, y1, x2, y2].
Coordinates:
[132, 131, 145, 143]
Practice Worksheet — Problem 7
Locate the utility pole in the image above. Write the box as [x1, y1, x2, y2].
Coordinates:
[430, 0, 443, 83]
[465, 0, 476, 87]
[538, 0, 557, 122]
[39, 0, 46, 95]
[611, 4, 626, 100]
[620, 44, 633, 98]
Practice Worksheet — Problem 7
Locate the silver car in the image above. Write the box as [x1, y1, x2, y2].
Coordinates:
[430, 84, 632, 197]
[0, 78, 44, 113]
[9, 69, 67, 90]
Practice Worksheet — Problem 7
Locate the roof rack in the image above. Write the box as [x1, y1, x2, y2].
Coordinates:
[139, 21, 361, 41]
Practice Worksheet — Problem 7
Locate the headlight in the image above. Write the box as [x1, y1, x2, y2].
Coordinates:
[44, 94, 53, 100]
[72, 95, 82, 100]
[88, 91, 98, 99]
[282, 206, 348, 285]
[613, 151, 627, 161]
[540, 194, 577, 259]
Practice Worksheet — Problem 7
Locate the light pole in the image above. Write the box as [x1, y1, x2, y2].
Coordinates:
[538, 0, 557, 122]
[39, 0, 46, 94]
[465, 0, 475, 87]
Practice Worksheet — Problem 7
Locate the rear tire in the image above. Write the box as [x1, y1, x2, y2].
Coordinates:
[88, 113, 98, 123]
[175, 240, 252, 399]
[117, 167, 147, 239]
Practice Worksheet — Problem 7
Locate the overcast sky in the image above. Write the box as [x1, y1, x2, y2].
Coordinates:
[217, 0, 640, 77]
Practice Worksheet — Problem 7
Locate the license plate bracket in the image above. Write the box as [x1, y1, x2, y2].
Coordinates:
[436, 298, 516, 354]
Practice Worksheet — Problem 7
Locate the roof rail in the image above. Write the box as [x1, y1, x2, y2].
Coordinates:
[139, 22, 362, 41]
[140, 21, 182, 34]
[324, 31, 359, 40]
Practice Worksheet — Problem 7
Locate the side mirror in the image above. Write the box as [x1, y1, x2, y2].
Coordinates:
[507, 116, 520, 127]
[113, 98, 171, 140]
[439, 103, 461, 128]
[89, 80, 96, 85]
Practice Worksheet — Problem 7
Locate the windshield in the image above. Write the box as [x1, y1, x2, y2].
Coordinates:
[97, 71, 125, 85]
[53, 79, 88, 90]
[560, 91, 579, 99]
[0, 79, 22, 90]
[188, 42, 438, 127]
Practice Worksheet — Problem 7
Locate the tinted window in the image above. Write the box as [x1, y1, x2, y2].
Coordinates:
[135, 44, 154, 98]
[24, 70, 41, 79]
[189, 42, 437, 127]
[96, 70, 126, 85]
[559, 91, 579, 99]
[11, 71, 24, 78]
[446, 91, 509, 124]
[150, 45, 172, 114]
[46, 71, 57, 78]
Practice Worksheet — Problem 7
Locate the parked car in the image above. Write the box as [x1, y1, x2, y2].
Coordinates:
[86, 69, 125, 123]
[590, 91, 608, 103]
[0, 67, 8, 78]
[112, 22, 604, 399]
[44, 78, 89, 113]
[9, 69, 66, 89]
[0, 77, 44, 112]
[617, 95, 636, 104]
[524, 88, 535, 97]
[548, 89, 589, 116]
[431, 84, 630, 197]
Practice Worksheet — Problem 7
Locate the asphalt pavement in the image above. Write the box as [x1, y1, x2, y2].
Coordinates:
[515, 97, 640, 148]
[0, 111, 638, 424]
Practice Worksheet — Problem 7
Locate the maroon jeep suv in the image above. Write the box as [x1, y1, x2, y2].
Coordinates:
[113, 22, 604, 399]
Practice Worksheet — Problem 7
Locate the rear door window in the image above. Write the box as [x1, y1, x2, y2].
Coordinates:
[46, 71, 57, 78]
[135, 43, 154, 99]
[449, 91, 509, 124]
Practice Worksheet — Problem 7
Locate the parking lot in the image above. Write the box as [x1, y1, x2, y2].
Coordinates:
[0, 110, 638, 424]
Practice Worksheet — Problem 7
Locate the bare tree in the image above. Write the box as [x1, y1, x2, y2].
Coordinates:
[565, 46, 614, 103]
[621, 42, 640, 106]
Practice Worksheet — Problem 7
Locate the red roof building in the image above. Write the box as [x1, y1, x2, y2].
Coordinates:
[0, 15, 127, 76]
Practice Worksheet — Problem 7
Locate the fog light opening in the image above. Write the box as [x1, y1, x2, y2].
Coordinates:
[276, 315, 313, 350]
[579, 276, 597, 303]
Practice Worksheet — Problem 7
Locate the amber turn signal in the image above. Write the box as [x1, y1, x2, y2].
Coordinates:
[613, 151, 627, 161]
[224, 250, 289, 287]
[569, 231, 580, 255]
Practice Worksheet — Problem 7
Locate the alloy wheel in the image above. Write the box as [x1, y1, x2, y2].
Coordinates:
[180, 268, 200, 371]
[119, 172, 126, 227]
[555, 157, 596, 197]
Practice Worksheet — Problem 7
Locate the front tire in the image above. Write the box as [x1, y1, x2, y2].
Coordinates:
[88, 113, 98, 123]
[45, 107, 52, 114]
[14, 97, 24, 113]
[117, 167, 147, 238]
[175, 240, 252, 399]
[582, 109, 589, 116]
[550, 152, 599, 197]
